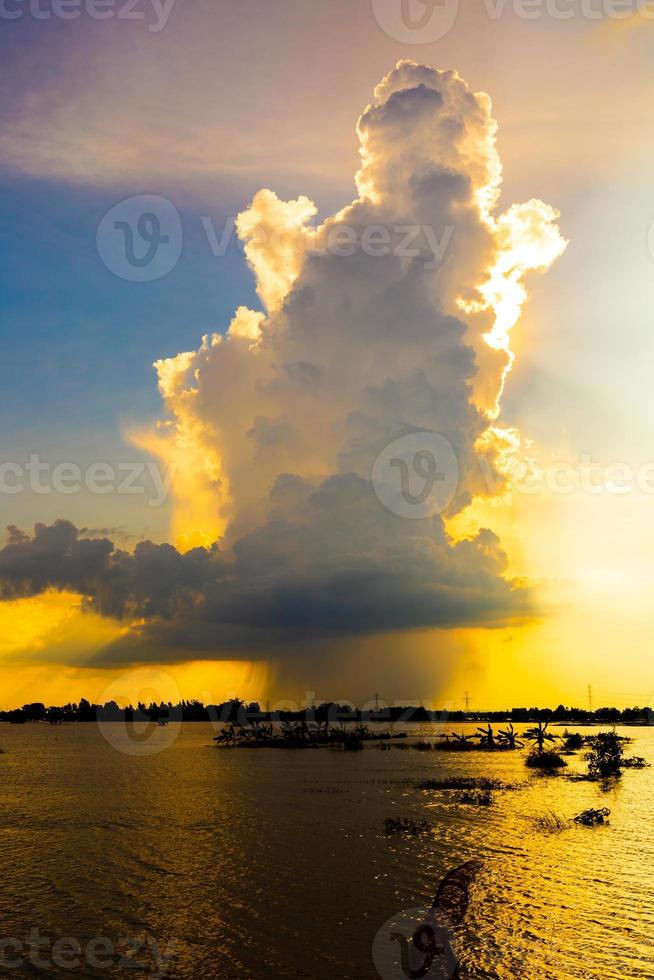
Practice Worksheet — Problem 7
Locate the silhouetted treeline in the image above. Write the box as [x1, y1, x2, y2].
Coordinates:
[1, 698, 652, 726]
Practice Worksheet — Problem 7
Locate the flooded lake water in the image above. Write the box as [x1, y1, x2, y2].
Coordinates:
[1, 722, 653, 979]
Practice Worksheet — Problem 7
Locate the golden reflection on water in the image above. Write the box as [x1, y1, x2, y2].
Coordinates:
[1, 723, 653, 979]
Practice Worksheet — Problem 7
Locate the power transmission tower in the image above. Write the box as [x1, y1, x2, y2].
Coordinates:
[464, 691, 470, 713]
[587, 685, 593, 713]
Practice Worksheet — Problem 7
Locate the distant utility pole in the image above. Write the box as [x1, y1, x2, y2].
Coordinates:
[374, 693, 380, 712]
[587, 685, 593, 713]
[464, 691, 471, 713]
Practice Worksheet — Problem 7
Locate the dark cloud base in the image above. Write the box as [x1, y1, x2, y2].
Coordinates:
[0, 473, 533, 665]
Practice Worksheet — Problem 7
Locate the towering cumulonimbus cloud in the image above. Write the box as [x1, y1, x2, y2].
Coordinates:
[152, 63, 566, 547]
[0, 63, 567, 659]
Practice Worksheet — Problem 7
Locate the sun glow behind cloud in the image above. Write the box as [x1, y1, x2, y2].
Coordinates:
[149, 62, 566, 557]
[462, 201, 568, 416]
[1, 62, 573, 704]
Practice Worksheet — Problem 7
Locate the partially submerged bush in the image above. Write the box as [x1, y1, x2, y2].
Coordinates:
[460, 789, 494, 806]
[526, 749, 567, 770]
[585, 731, 624, 779]
[214, 720, 373, 751]
[535, 806, 611, 831]
[416, 777, 513, 791]
[622, 756, 649, 769]
[573, 807, 610, 826]
[333, 731, 364, 751]
[563, 732, 585, 751]
[384, 817, 431, 836]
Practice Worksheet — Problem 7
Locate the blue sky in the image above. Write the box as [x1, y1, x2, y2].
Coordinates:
[0, 172, 263, 534]
[0, 176, 257, 434]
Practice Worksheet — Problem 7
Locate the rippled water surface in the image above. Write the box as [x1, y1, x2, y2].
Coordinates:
[1, 723, 653, 979]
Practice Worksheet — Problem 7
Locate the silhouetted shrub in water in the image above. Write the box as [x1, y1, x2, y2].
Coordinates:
[622, 756, 649, 769]
[525, 749, 567, 770]
[384, 817, 431, 836]
[339, 733, 364, 751]
[213, 720, 404, 750]
[416, 777, 513, 791]
[534, 807, 611, 830]
[585, 731, 624, 779]
[573, 807, 610, 826]
[460, 789, 494, 806]
[563, 732, 585, 751]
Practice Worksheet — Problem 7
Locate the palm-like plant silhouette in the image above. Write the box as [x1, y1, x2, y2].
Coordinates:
[249, 722, 273, 741]
[281, 721, 307, 742]
[215, 723, 244, 745]
[522, 720, 557, 753]
[476, 724, 496, 749]
[497, 723, 523, 750]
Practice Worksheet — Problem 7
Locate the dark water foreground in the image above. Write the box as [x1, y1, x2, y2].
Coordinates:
[1, 723, 653, 979]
